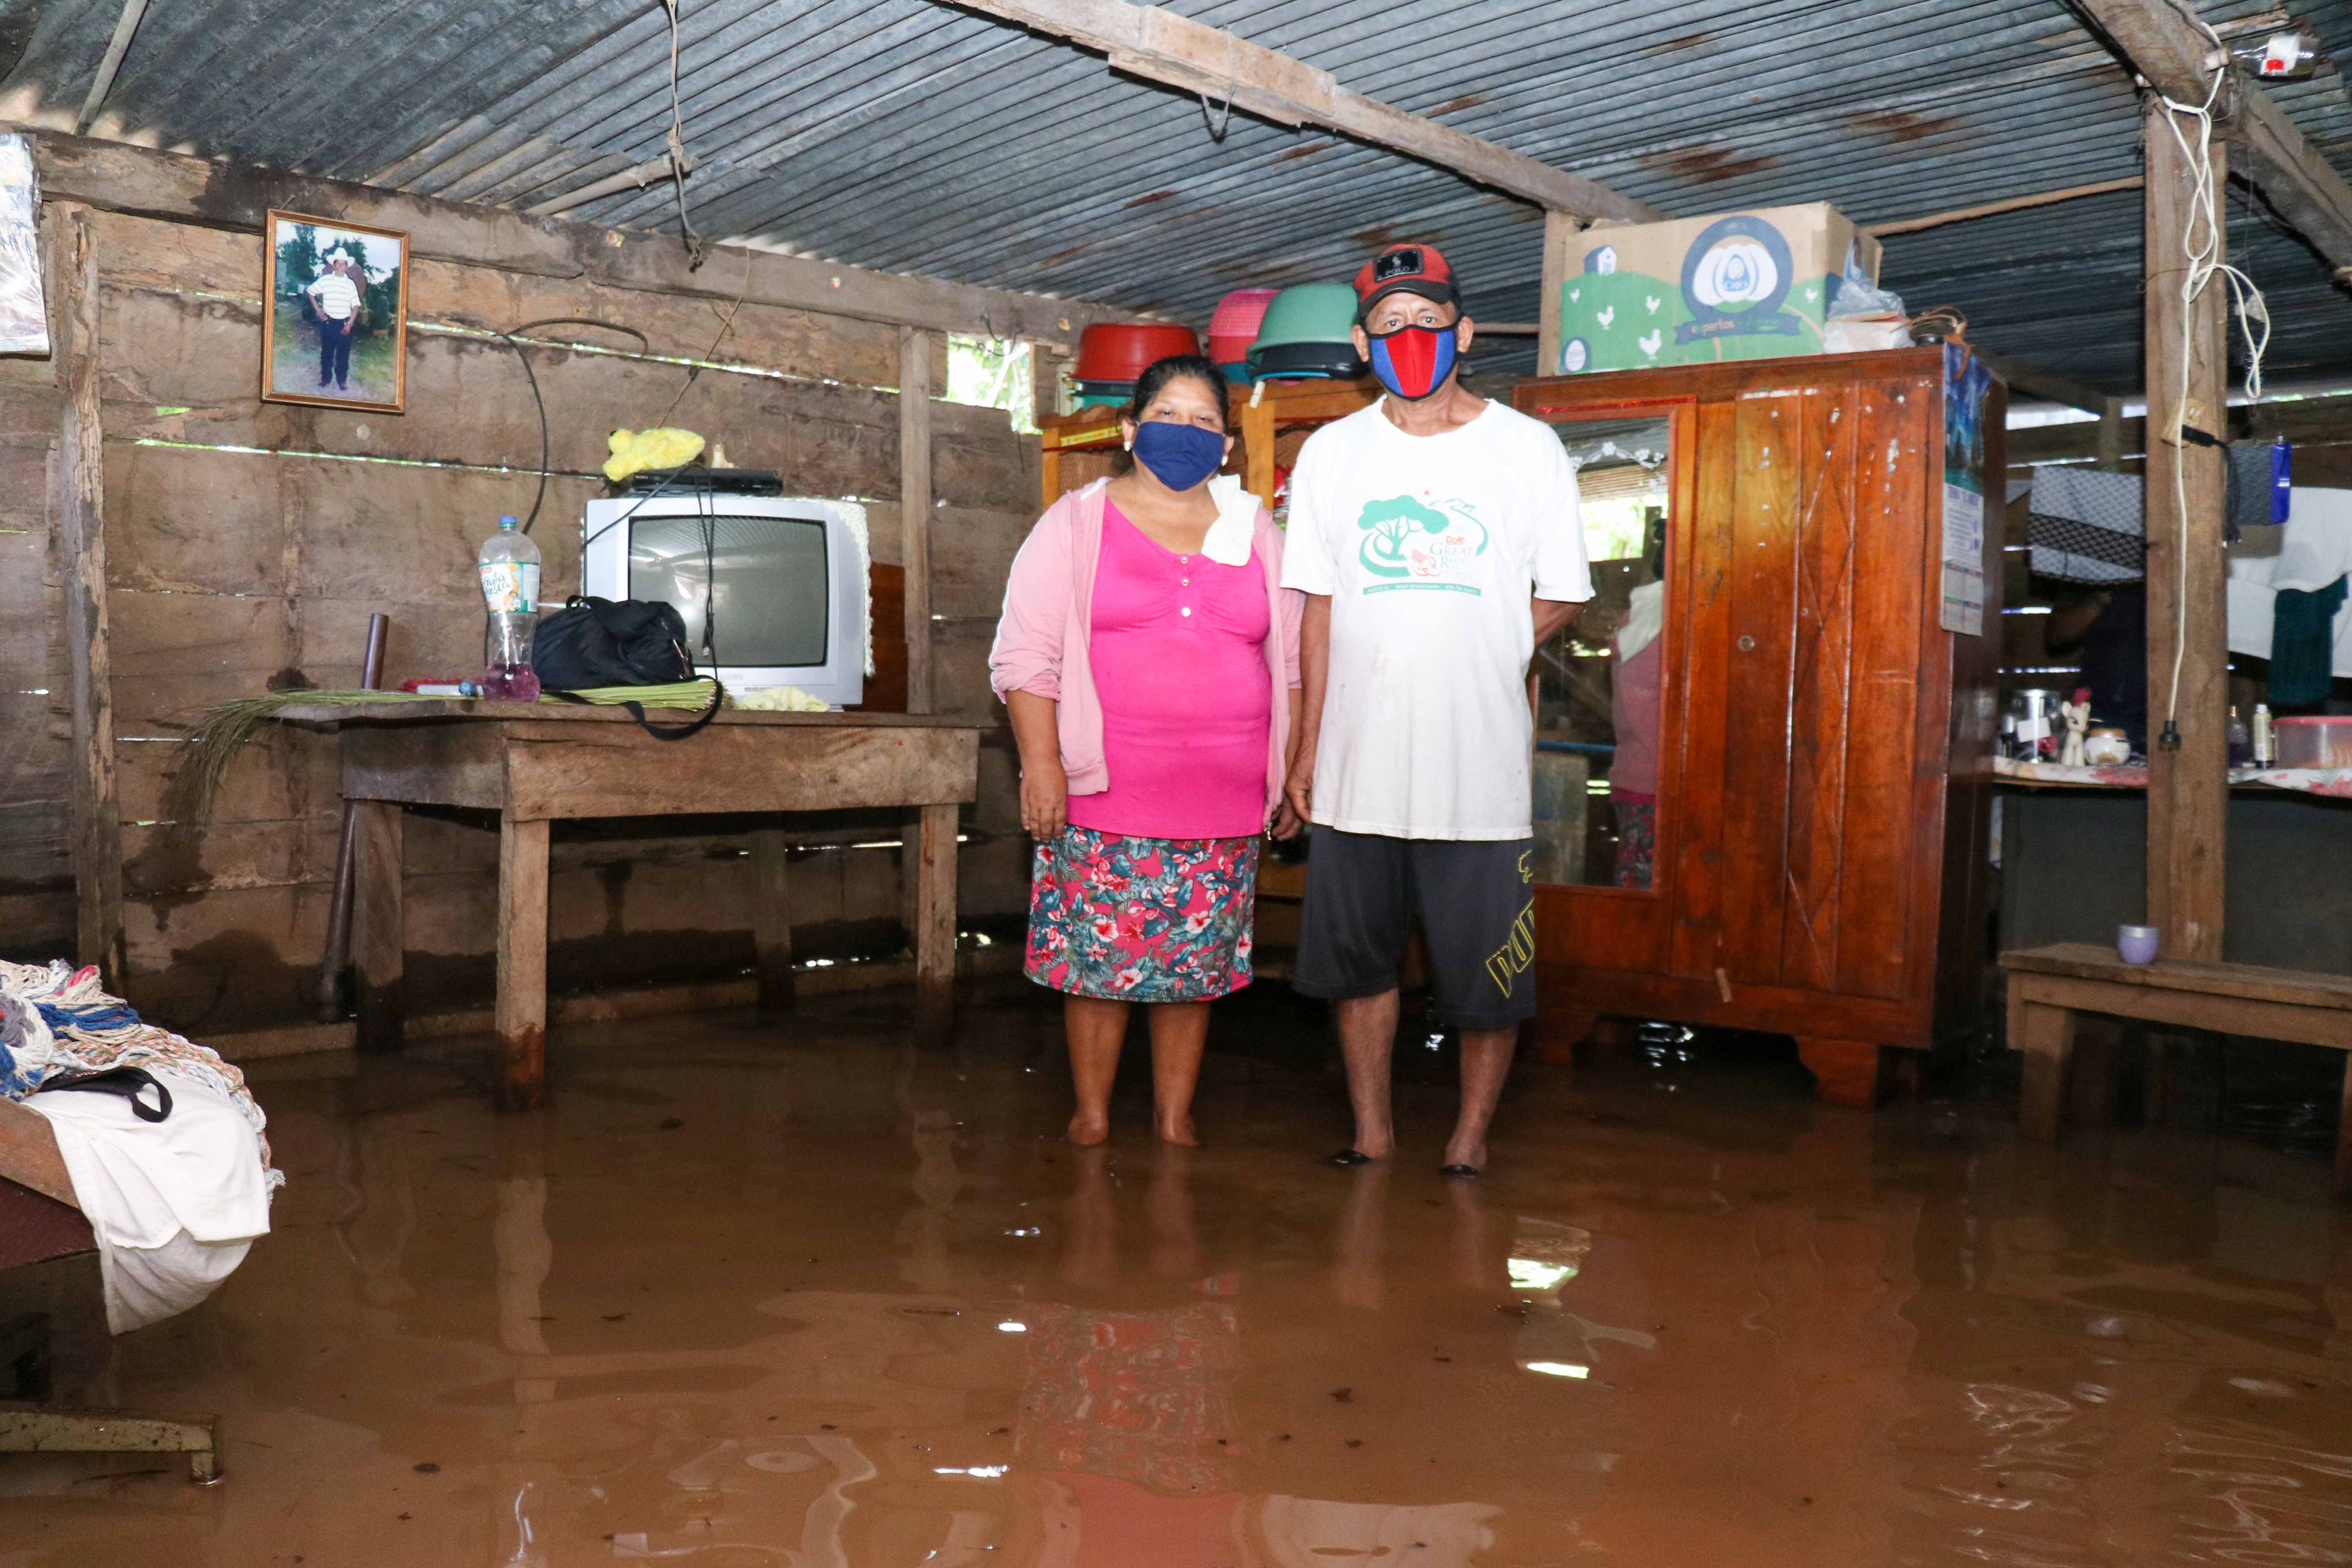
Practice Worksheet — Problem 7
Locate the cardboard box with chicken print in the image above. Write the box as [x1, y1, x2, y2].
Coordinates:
[1555, 203, 1882, 374]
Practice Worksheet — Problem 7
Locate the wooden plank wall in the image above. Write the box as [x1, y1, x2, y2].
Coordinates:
[9, 205, 1038, 1032]
[0, 349, 68, 958]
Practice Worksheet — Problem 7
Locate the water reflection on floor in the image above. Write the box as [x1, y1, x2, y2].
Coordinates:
[6, 984, 2350, 1566]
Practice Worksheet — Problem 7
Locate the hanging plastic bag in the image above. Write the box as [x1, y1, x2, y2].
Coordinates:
[0, 135, 47, 357]
[1822, 276, 1908, 354]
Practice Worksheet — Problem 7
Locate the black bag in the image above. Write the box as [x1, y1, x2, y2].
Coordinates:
[35, 1065, 172, 1123]
[532, 595, 723, 740]
[534, 595, 693, 686]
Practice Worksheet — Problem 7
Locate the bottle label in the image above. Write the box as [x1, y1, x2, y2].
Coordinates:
[479, 561, 539, 614]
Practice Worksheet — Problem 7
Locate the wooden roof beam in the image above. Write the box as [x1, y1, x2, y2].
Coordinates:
[74, 0, 153, 137]
[938, 0, 1661, 223]
[2069, 0, 2352, 279]
[24, 129, 1149, 347]
[1971, 348, 2118, 415]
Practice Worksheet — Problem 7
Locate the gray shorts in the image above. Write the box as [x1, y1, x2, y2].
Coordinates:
[1292, 828, 1537, 1030]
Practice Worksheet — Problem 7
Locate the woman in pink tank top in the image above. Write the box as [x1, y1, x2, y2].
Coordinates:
[991, 357, 1304, 1146]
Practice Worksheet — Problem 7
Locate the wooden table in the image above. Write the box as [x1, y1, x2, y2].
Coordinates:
[2001, 941, 2352, 1192]
[279, 702, 982, 1109]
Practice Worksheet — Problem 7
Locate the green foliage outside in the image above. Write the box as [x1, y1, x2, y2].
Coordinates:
[1581, 495, 1650, 562]
[946, 334, 1035, 432]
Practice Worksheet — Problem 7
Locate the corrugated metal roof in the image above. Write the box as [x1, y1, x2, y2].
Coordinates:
[3, 0, 2348, 392]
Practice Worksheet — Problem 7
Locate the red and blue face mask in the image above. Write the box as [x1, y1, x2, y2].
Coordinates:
[1366, 321, 1457, 401]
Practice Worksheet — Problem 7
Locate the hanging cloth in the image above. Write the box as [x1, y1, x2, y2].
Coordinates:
[2267, 573, 2347, 707]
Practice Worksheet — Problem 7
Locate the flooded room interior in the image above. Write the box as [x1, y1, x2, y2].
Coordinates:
[4, 0, 2352, 1561]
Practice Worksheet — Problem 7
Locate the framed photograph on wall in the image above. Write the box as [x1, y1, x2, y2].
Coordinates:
[261, 211, 407, 412]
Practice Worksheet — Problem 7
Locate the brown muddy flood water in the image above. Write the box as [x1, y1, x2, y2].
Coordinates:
[7, 984, 2351, 1566]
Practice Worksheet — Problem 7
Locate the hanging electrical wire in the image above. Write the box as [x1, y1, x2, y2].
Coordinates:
[2150, 31, 2271, 748]
[492, 318, 652, 534]
[661, 0, 710, 269]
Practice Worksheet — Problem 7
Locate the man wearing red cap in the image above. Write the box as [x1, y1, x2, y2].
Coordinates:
[1279, 242, 1592, 1178]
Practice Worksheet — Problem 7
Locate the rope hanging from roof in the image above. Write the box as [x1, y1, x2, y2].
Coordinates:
[662, 0, 710, 269]
[1198, 33, 1236, 143]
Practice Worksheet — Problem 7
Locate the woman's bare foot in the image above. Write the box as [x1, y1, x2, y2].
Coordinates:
[1067, 1111, 1111, 1146]
[1440, 1134, 1486, 1172]
[1155, 1111, 1200, 1147]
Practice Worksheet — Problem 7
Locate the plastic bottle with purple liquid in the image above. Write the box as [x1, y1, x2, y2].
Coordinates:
[477, 514, 542, 701]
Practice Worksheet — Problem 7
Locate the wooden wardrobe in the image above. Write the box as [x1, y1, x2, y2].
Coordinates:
[1514, 347, 2004, 1104]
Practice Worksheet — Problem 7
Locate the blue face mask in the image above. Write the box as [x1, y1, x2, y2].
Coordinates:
[1130, 419, 1226, 492]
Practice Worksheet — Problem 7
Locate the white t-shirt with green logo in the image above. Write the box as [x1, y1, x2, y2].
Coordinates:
[1281, 397, 1592, 840]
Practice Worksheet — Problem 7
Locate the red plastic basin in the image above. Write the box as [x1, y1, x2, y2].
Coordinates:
[1207, 287, 1279, 344]
[1076, 323, 1201, 383]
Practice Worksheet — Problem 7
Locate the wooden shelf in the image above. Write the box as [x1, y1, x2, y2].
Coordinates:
[1035, 378, 1382, 515]
[1239, 377, 1380, 514]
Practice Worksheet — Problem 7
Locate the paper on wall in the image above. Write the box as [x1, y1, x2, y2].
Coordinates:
[1940, 483, 1985, 636]
[1938, 342, 1992, 635]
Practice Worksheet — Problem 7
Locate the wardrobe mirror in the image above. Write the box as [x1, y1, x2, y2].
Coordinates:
[1533, 413, 1671, 890]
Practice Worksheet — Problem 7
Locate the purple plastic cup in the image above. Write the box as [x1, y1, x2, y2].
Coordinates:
[2118, 925, 2160, 965]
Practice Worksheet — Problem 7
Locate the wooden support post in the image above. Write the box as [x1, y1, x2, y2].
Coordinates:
[2012, 998, 2076, 1142]
[912, 803, 959, 1010]
[496, 817, 551, 1111]
[2067, 1022, 2116, 1127]
[1536, 210, 1577, 378]
[1242, 392, 1274, 514]
[48, 201, 121, 985]
[900, 326, 936, 717]
[2068, 0, 2352, 278]
[2140, 1026, 2172, 1125]
[751, 827, 794, 1009]
[351, 800, 405, 1054]
[2143, 99, 2230, 962]
[2096, 396, 2125, 472]
[901, 329, 942, 993]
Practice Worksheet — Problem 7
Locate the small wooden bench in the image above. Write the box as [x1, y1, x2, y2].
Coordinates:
[2000, 942, 2352, 1193]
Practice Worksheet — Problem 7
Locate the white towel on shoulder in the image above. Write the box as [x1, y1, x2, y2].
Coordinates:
[1201, 474, 1260, 567]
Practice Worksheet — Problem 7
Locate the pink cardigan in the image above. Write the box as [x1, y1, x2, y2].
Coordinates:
[990, 481, 1303, 815]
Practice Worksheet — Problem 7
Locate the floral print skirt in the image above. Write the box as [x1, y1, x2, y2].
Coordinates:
[1025, 827, 1259, 1002]
[1613, 799, 1657, 890]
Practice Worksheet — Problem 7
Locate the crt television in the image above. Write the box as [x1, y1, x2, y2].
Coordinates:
[580, 494, 869, 708]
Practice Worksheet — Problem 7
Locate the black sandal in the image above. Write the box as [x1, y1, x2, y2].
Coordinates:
[1440, 1163, 1483, 1180]
[1323, 1148, 1374, 1168]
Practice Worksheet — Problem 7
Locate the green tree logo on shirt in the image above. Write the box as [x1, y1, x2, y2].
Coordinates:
[1356, 495, 1488, 591]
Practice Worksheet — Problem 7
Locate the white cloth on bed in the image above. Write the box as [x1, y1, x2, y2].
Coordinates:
[27, 1068, 271, 1333]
